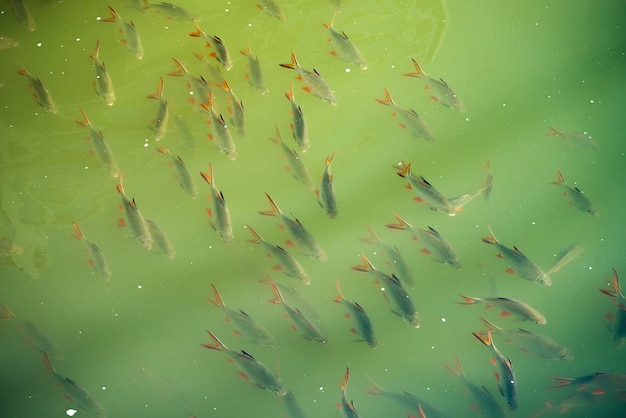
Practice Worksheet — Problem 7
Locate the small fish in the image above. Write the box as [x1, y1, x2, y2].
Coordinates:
[550, 372, 626, 394]
[42, 351, 107, 417]
[472, 331, 519, 410]
[75, 108, 119, 177]
[259, 277, 320, 320]
[147, 77, 169, 141]
[599, 268, 626, 348]
[267, 281, 326, 344]
[116, 171, 153, 250]
[145, 219, 175, 259]
[247, 226, 310, 285]
[550, 170, 598, 215]
[240, 44, 268, 94]
[285, 82, 309, 152]
[395, 162, 456, 215]
[359, 225, 414, 287]
[188, 21, 232, 70]
[0, 36, 19, 50]
[403, 59, 464, 112]
[89, 39, 115, 106]
[270, 126, 313, 190]
[376, 89, 435, 142]
[479, 317, 573, 360]
[71, 222, 111, 280]
[545, 127, 599, 149]
[167, 57, 211, 105]
[482, 225, 554, 285]
[200, 91, 237, 160]
[333, 279, 377, 348]
[207, 283, 278, 346]
[448, 169, 493, 211]
[17, 65, 57, 114]
[156, 147, 197, 198]
[317, 152, 338, 219]
[351, 254, 421, 328]
[150, 2, 197, 21]
[457, 295, 546, 324]
[386, 212, 461, 269]
[201, 331, 287, 395]
[218, 79, 245, 136]
[9, 0, 35, 31]
[0, 303, 62, 360]
[102, 6, 144, 59]
[127, 0, 150, 13]
[257, 0, 286, 21]
[200, 164, 233, 243]
[279, 51, 337, 105]
[443, 356, 506, 418]
[549, 243, 584, 274]
[339, 368, 360, 418]
[530, 391, 600, 418]
[324, 12, 367, 69]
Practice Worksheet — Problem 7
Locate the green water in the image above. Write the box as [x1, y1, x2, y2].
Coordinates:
[1, 0, 625, 417]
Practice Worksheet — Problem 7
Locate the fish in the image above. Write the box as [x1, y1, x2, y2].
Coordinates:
[71, 222, 112, 280]
[257, 0, 286, 21]
[279, 51, 337, 105]
[102, 6, 144, 59]
[200, 164, 233, 243]
[147, 77, 169, 141]
[201, 331, 287, 395]
[317, 152, 338, 219]
[599, 268, 626, 348]
[145, 219, 175, 259]
[457, 295, 546, 324]
[324, 12, 367, 69]
[42, 351, 107, 417]
[75, 108, 119, 177]
[207, 283, 278, 346]
[89, 39, 115, 106]
[403, 59, 465, 112]
[167, 58, 211, 105]
[259, 193, 326, 261]
[0, 36, 19, 50]
[395, 162, 456, 215]
[259, 277, 320, 320]
[217, 79, 245, 136]
[149, 2, 197, 21]
[339, 368, 360, 418]
[17, 65, 57, 114]
[269, 126, 314, 190]
[188, 21, 232, 70]
[9, 0, 35, 31]
[448, 169, 494, 211]
[530, 391, 601, 418]
[0, 303, 63, 360]
[376, 89, 435, 142]
[333, 279, 378, 348]
[549, 372, 626, 395]
[246, 226, 310, 285]
[550, 170, 598, 215]
[549, 243, 584, 274]
[240, 44, 268, 94]
[200, 91, 237, 160]
[545, 127, 599, 149]
[127, 0, 150, 13]
[481, 225, 552, 286]
[267, 281, 326, 344]
[0, 239, 23, 256]
[478, 317, 573, 360]
[281, 390, 308, 418]
[285, 82, 309, 152]
[472, 331, 519, 411]
[386, 212, 461, 269]
[351, 254, 421, 328]
[359, 225, 414, 287]
[155, 147, 197, 198]
[443, 356, 506, 418]
[116, 171, 153, 250]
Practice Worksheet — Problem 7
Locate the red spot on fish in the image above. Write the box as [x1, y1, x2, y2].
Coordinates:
[237, 371, 249, 380]
[344, 312, 351, 319]
[420, 248, 431, 255]
[350, 327, 356, 334]
[505, 267, 515, 274]
[117, 218, 126, 227]
[499, 311, 511, 318]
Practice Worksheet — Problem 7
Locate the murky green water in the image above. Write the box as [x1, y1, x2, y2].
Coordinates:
[1, 0, 625, 417]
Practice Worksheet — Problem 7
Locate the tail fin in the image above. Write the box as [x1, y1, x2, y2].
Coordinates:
[403, 58, 426, 78]
[333, 279, 345, 303]
[201, 330, 227, 351]
[199, 164, 214, 185]
[258, 193, 281, 217]
[267, 281, 284, 304]
[147, 77, 164, 100]
[351, 254, 374, 273]
[481, 225, 497, 245]
[75, 108, 90, 127]
[443, 355, 464, 378]
[246, 225, 262, 244]
[375, 88, 394, 106]
[457, 294, 479, 305]
[71, 222, 85, 241]
[207, 284, 225, 307]
[550, 170, 565, 186]
[472, 330, 492, 347]
[167, 57, 187, 76]
[385, 212, 410, 231]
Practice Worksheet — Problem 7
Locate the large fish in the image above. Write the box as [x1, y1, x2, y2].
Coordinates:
[240, 44, 268, 94]
[457, 295, 546, 324]
[200, 91, 237, 160]
[317, 152, 338, 219]
[156, 147, 197, 198]
[269, 126, 313, 189]
[71, 222, 111, 280]
[188, 21, 232, 70]
[599, 268, 626, 348]
[403, 59, 465, 112]
[147, 77, 169, 141]
[201, 331, 287, 395]
[339, 368, 360, 418]
[285, 82, 309, 152]
[17, 65, 57, 114]
[102, 6, 144, 59]
[333, 279, 377, 348]
[395, 162, 456, 215]
[200, 164, 233, 243]
[116, 171, 153, 250]
[550, 170, 598, 215]
[75, 108, 119, 177]
[324, 12, 367, 69]
[89, 40, 115, 106]
[376, 89, 435, 142]
[280, 51, 337, 105]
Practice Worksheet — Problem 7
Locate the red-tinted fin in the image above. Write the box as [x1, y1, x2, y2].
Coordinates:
[420, 248, 431, 255]
[351, 254, 374, 272]
[385, 212, 409, 230]
[201, 330, 227, 351]
[147, 77, 164, 100]
[237, 371, 249, 380]
[101, 5, 119, 23]
[188, 20, 204, 38]
[457, 294, 480, 305]
[279, 51, 298, 70]
[403, 58, 426, 78]
[333, 279, 345, 303]
[472, 330, 492, 347]
[481, 224, 498, 244]
[258, 193, 281, 216]
[550, 170, 565, 186]
[548, 377, 574, 389]
[71, 222, 84, 240]
[545, 127, 561, 137]
[207, 283, 224, 307]
[341, 367, 350, 391]
[375, 88, 394, 106]
[75, 107, 91, 128]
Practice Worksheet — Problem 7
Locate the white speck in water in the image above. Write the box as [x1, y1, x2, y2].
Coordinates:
[441, 317, 446, 322]
[589, 266, 593, 270]
[137, 285, 142, 289]
[431, 346, 435, 349]
[531, 221, 536, 225]
[96, 16, 101, 21]
[319, 386, 324, 392]
[248, 23, 252, 27]
[102, 386, 106, 390]
[589, 99, 595, 103]
[143, 143, 149, 148]
[66, 409, 77, 416]
[391, 65, 395, 69]
[36, 42, 42, 47]
[84, 166, 88, 170]
[345, 68, 351, 73]
[76, 38, 80, 41]
[502, 103, 507, 107]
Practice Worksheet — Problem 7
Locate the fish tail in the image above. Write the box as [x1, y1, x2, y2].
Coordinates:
[218, 78, 231, 92]
[285, 82, 295, 101]
[279, 51, 297, 69]
[207, 284, 225, 307]
[326, 151, 336, 167]
[364, 374, 384, 395]
[42, 351, 56, 374]
[443, 355, 464, 378]
[201, 330, 226, 351]
[0, 302, 15, 320]
[550, 170, 565, 185]
[17, 65, 29, 77]
[269, 125, 283, 145]
[147, 77, 164, 100]
[403, 58, 426, 78]
[548, 377, 574, 389]
[457, 294, 480, 305]
[240, 42, 251, 56]
[341, 367, 350, 391]
[481, 224, 497, 245]
[375, 88, 394, 106]
[545, 127, 561, 137]
[102, 5, 120, 22]
[199, 164, 214, 185]
[167, 57, 186, 76]
[333, 279, 345, 303]
[267, 281, 284, 304]
[323, 10, 337, 29]
[258, 193, 281, 217]
[75, 107, 90, 127]
[155, 146, 170, 156]
[480, 172, 494, 202]
[188, 20, 204, 38]
[472, 330, 492, 347]
[351, 254, 374, 273]
[395, 161, 411, 178]
[479, 316, 502, 332]
[116, 170, 125, 194]
[245, 225, 262, 244]
[385, 212, 409, 231]
[71, 222, 85, 240]
[359, 225, 380, 244]
[89, 39, 100, 60]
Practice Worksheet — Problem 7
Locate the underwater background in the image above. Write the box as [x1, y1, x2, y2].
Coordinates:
[0, 0, 625, 417]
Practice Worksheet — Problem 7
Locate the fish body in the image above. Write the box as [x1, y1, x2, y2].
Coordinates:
[75, 108, 119, 177]
[550, 170, 598, 215]
[339, 368, 360, 418]
[102, 6, 144, 59]
[334, 280, 377, 348]
[147, 77, 169, 141]
[599, 268, 626, 347]
[324, 13, 367, 69]
[366, 376, 451, 418]
[0, 36, 19, 50]
[89, 40, 115, 105]
[145, 220, 175, 259]
[218, 79, 245, 136]
[201, 91, 237, 160]
[545, 127, 599, 149]
[259, 193, 326, 261]
[404, 59, 464, 112]
[167, 58, 211, 105]
[396, 162, 456, 215]
[280, 51, 336, 105]
[201, 331, 286, 395]
[71, 222, 111, 280]
[482, 225, 552, 285]
[189, 21, 232, 70]
[17, 65, 57, 114]
[150, 2, 197, 21]
[376, 89, 435, 142]
[247, 226, 310, 285]
[352, 254, 420, 327]
[550, 372, 626, 394]
[285, 83, 309, 152]
[281, 390, 307, 418]
[530, 391, 599, 418]
[257, 0, 286, 21]
[155, 147, 197, 198]
[317, 152, 338, 219]
[448, 171, 493, 211]
[386, 212, 460, 268]
[116, 171, 153, 250]
[458, 295, 546, 324]
[269, 127, 313, 189]
[200, 164, 233, 243]
[240, 45, 268, 94]
[9, 0, 35, 31]
[472, 331, 518, 411]
[360, 225, 414, 287]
